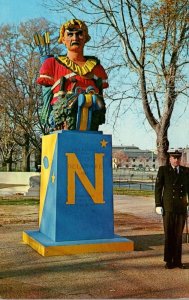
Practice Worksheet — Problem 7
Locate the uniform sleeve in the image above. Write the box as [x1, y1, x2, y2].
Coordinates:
[155, 166, 164, 207]
[36, 57, 55, 86]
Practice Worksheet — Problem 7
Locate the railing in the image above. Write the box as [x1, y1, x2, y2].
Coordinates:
[113, 168, 157, 190]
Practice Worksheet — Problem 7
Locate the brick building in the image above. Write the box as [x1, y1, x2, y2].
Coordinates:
[112, 145, 158, 170]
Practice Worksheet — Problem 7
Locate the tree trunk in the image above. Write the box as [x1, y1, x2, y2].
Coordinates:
[155, 125, 169, 166]
[6, 162, 12, 171]
[5, 148, 14, 171]
[22, 134, 30, 171]
[35, 148, 41, 172]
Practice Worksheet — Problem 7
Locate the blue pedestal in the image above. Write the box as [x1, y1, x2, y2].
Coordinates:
[23, 131, 134, 255]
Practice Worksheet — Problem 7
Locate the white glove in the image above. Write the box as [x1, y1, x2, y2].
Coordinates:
[156, 207, 163, 215]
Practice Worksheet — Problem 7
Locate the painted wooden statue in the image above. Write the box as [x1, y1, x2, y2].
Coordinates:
[36, 19, 109, 131]
[23, 20, 133, 256]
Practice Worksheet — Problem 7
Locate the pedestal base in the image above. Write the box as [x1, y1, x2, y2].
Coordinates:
[23, 230, 134, 257]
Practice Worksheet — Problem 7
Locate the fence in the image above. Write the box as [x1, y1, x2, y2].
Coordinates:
[113, 168, 157, 190]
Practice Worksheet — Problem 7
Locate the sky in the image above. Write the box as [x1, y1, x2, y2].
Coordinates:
[0, 0, 62, 25]
[1, 0, 189, 150]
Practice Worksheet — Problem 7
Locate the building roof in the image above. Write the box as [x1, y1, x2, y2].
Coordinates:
[112, 145, 157, 159]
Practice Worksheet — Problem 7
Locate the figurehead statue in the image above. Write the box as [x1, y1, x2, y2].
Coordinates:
[58, 19, 91, 44]
[36, 19, 108, 132]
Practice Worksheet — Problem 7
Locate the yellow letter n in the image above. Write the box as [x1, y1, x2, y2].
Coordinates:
[66, 153, 104, 205]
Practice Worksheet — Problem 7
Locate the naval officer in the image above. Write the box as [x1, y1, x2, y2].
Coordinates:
[155, 149, 189, 269]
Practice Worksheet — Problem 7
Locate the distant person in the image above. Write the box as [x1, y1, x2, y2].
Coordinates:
[155, 149, 189, 269]
[37, 19, 108, 131]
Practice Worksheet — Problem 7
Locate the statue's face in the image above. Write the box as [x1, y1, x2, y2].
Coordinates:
[62, 26, 87, 52]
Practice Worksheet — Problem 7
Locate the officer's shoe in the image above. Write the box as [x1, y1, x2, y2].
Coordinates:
[174, 263, 186, 269]
[164, 262, 174, 269]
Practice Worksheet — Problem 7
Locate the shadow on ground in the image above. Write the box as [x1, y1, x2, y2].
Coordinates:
[127, 233, 164, 251]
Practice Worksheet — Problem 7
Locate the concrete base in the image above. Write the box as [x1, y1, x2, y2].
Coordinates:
[0, 185, 29, 196]
[23, 230, 134, 257]
[24, 187, 40, 197]
[24, 175, 40, 197]
[0, 172, 40, 196]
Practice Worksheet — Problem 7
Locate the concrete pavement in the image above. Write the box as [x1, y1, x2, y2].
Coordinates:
[0, 195, 189, 299]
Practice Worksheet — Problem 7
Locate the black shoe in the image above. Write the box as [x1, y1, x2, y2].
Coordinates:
[165, 263, 174, 269]
[174, 263, 186, 269]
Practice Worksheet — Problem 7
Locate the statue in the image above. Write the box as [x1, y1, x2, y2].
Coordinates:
[35, 19, 109, 132]
[23, 19, 133, 256]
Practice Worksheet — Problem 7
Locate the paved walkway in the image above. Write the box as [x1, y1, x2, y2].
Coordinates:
[1, 195, 189, 299]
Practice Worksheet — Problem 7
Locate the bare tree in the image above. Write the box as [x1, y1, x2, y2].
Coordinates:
[0, 105, 21, 171]
[43, 0, 189, 165]
[0, 18, 57, 171]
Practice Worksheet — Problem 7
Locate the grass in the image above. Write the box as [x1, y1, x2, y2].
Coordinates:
[0, 198, 39, 205]
[113, 187, 154, 196]
[0, 188, 153, 205]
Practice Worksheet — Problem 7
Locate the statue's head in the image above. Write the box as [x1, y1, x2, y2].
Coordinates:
[58, 19, 91, 44]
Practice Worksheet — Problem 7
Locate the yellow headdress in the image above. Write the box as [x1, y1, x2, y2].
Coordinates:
[58, 19, 91, 44]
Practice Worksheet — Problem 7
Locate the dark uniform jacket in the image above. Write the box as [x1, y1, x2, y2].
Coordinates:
[155, 165, 189, 214]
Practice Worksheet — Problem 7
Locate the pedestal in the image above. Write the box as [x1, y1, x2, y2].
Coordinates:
[23, 131, 133, 256]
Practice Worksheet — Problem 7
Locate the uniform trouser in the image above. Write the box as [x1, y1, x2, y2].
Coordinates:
[163, 212, 186, 264]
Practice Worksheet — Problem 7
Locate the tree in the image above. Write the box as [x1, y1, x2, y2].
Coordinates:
[0, 18, 58, 171]
[0, 105, 21, 171]
[43, 0, 189, 165]
[113, 150, 128, 167]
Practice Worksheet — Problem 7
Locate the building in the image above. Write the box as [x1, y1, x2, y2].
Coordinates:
[179, 147, 189, 167]
[112, 145, 158, 170]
